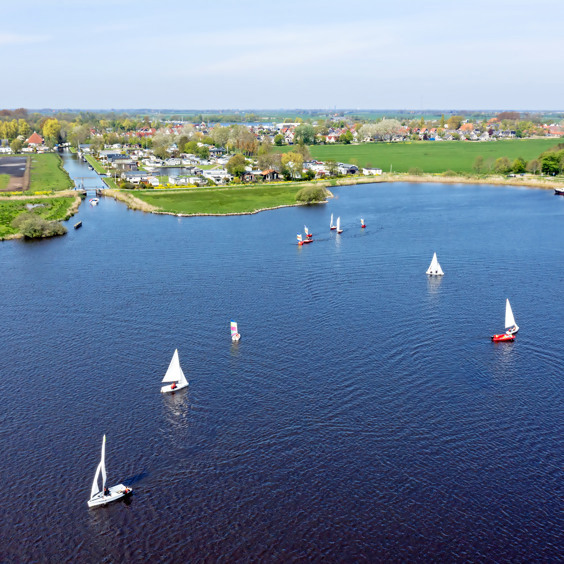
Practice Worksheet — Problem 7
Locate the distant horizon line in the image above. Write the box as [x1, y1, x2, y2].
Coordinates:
[4, 107, 564, 115]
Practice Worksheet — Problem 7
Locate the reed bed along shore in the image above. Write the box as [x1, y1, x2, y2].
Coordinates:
[102, 173, 563, 217]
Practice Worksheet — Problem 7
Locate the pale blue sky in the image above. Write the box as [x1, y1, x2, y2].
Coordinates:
[2, 0, 563, 110]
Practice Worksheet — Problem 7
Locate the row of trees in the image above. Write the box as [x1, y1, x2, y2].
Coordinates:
[473, 145, 564, 175]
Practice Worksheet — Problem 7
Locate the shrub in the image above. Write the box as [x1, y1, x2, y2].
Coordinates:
[11, 212, 67, 239]
[408, 167, 423, 175]
[296, 185, 328, 203]
[443, 170, 458, 176]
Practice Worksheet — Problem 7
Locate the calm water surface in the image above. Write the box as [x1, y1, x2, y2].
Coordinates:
[0, 153, 562, 562]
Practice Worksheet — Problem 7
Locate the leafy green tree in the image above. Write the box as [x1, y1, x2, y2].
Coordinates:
[339, 131, 353, 144]
[473, 155, 484, 174]
[42, 118, 61, 143]
[494, 157, 512, 174]
[326, 159, 338, 176]
[512, 157, 527, 174]
[226, 154, 247, 177]
[303, 169, 315, 181]
[446, 115, 464, 130]
[439, 114, 445, 128]
[294, 124, 315, 145]
[11, 213, 67, 238]
[10, 138, 23, 153]
[296, 185, 328, 203]
[526, 159, 540, 174]
[541, 153, 560, 175]
[274, 134, 284, 146]
[17, 119, 30, 138]
[281, 152, 303, 179]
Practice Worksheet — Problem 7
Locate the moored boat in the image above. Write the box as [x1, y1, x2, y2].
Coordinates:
[554, 187, 564, 196]
[89, 198, 99, 206]
[74, 221, 82, 229]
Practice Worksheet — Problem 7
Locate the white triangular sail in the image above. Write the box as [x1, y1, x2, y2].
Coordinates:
[161, 349, 187, 387]
[90, 435, 107, 499]
[304, 225, 309, 236]
[426, 252, 444, 275]
[330, 214, 334, 228]
[297, 233, 302, 242]
[336, 217, 341, 232]
[361, 218, 365, 227]
[505, 299, 518, 332]
[231, 321, 238, 337]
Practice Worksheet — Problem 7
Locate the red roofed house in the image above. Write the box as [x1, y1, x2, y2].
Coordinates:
[26, 131, 44, 146]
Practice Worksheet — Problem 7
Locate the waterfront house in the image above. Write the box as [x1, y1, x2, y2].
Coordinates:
[121, 171, 150, 184]
[362, 167, 383, 176]
[26, 131, 44, 146]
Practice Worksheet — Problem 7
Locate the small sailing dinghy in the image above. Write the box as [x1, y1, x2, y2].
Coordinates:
[361, 218, 366, 228]
[160, 349, 188, 393]
[426, 252, 444, 276]
[304, 225, 313, 239]
[336, 216, 343, 234]
[87, 435, 131, 508]
[297, 233, 303, 246]
[89, 198, 99, 206]
[492, 299, 519, 341]
[330, 214, 336, 230]
[231, 320, 241, 342]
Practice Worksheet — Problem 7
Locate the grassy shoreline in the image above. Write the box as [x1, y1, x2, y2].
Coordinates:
[103, 172, 564, 217]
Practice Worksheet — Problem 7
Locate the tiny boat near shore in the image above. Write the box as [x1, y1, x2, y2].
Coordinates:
[74, 221, 82, 229]
[89, 198, 99, 206]
[554, 187, 564, 196]
[87, 435, 132, 508]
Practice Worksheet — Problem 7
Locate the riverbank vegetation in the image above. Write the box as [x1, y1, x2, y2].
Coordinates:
[0, 195, 77, 239]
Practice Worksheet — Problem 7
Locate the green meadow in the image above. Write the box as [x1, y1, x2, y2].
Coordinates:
[0, 196, 76, 238]
[278, 139, 558, 173]
[131, 184, 307, 215]
[29, 153, 74, 192]
[0, 174, 10, 190]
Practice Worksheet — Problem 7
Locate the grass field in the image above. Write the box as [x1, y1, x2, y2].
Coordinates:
[131, 184, 306, 215]
[29, 154, 74, 192]
[0, 196, 76, 238]
[277, 139, 559, 173]
[0, 174, 10, 190]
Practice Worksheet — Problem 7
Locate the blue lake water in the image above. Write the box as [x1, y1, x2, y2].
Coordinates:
[0, 153, 562, 561]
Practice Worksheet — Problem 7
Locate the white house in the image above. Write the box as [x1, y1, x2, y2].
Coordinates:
[362, 167, 383, 176]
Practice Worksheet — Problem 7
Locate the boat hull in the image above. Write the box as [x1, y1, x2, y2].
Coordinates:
[554, 188, 564, 196]
[232, 333, 241, 342]
[88, 484, 132, 507]
[491, 333, 515, 342]
[161, 381, 188, 393]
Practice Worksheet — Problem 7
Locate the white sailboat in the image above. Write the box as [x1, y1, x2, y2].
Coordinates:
[304, 225, 312, 238]
[426, 252, 444, 276]
[231, 320, 241, 342]
[330, 214, 336, 230]
[361, 218, 365, 228]
[336, 216, 343, 234]
[87, 435, 131, 508]
[160, 349, 188, 393]
[505, 299, 519, 335]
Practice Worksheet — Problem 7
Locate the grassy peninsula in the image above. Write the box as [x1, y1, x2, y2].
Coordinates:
[121, 183, 318, 215]
[28, 153, 74, 192]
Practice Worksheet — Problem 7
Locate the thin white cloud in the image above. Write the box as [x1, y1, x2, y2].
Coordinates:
[0, 32, 50, 46]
